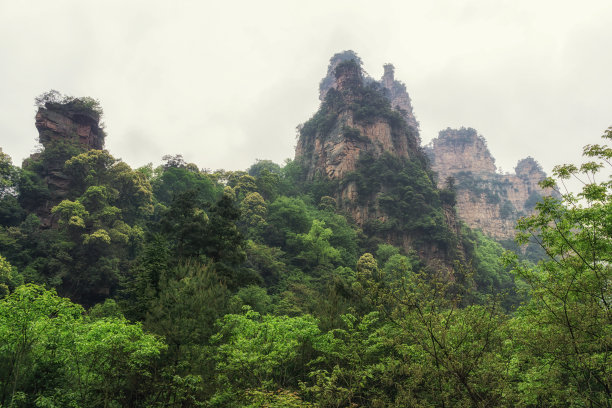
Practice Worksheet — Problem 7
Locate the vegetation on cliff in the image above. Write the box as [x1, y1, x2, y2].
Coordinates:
[0, 85, 609, 407]
[427, 126, 556, 251]
[297, 58, 442, 269]
[35, 89, 104, 118]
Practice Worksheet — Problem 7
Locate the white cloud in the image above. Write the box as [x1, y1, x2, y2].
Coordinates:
[1, 0, 610, 178]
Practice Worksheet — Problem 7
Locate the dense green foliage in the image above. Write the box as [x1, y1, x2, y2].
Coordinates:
[505, 127, 612, 406]
[0, 284, 168, 407]
[0, 92, 608, 407]
[344, 152, 453, 249]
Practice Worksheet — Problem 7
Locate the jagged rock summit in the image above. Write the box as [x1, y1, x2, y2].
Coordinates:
[426, 128, 497, 179]
[296, 53, 458, 265]
[426, 127, 555, 240]
[318, 50, 420, 144]
[296, 51, 557, 263]
[25, 92, 105, 226]
[297, 57, 421, 184]
[35, 99, 105, 151]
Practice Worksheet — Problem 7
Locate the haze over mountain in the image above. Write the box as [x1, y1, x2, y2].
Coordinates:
[1, 0, 611, 179]
[0, 24, 610, 406]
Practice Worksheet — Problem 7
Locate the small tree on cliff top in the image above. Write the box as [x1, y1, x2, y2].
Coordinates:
[35, 90, 103, 117]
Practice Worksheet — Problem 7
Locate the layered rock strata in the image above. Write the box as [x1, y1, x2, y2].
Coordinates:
[35, 101, 104, 151]
[297, 56, 456, 265]
[426, 127, 554, 240]
[26, 101, 105, 226]
[318, 50, 420, 143]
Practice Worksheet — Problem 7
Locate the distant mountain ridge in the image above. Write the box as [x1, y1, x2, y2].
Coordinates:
[425, 127, 556, 240]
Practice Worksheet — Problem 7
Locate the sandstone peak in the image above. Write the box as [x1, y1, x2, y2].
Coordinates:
[382, 64, 395, 87]
[515, 157, 544, 178]
[318, 51, 419, 142]
[334, 59, 364, 101]
[25, 92, 106, 226]
[35, 99, 105, 151]
[426, 127, 497, 181]
[319, 50, 365, 101]
[379, 64, 419, 137]
[296, 53, 458, 268]
[427, 128, 554, 240]
[296, 55, 420, 182]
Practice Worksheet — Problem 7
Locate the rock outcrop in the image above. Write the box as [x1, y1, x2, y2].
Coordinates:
[426, 127, 554, 240]
[297, 56, 457, 265]
[426, 128, 496, 179]
[380, 64, 420, 143]
[297, 59, 421, 189]
[25, 99, 105, 226]
[318, 50, 420, 143]
[35, 101, 104, 151]
[301, 57, 420, 181]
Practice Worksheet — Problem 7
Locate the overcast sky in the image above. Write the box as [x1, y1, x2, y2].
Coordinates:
[1, 0, 611, 178]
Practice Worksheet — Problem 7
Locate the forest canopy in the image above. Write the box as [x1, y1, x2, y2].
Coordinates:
[0, 91, 609, 407]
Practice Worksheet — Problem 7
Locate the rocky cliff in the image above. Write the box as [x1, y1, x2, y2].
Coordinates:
[24, 98, 105, 226]
[35, 100, 105, 151]
[297, 56, 458, 265]
[380, 63, 420, 141]
[318, 50, 420, 144]
[426, 127, 553, 240]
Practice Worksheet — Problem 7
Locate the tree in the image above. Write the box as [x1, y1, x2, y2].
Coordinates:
[209, 308, 321, 406]
[202, 188, 246, 287]
[0, 255, 22, 298]
[0, 284, 168, 407]
[35, 90, 104, 117]
[0, 151, 25, 227]
[119, 233, 171, 321]
[48, 150, 151, 304]
[265, 196, 312, 248]
[289, 220, 341, 273]
[254, 167, 281, 201]
[507, 127, 612, 406]
[248, 159, 281, 179]
[160, 189, 210, 260]
[152, 161, 219, 207]
[145, 261, 229, 366]
[355, 253, 512, 407]
[304, 312, 394, 407]
[240, 192, 267, 239]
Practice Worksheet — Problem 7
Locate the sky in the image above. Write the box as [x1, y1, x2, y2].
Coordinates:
[1, 0, 611, 179]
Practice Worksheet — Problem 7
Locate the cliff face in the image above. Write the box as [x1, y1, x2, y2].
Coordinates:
[297, 59, 420, 192]
[427, 128, 496, 180]
[302, 57, 420, 181]
[318, 51, 420, 144]
[297, 56, 457, 265]
[35, 101, 104, 151]
[380, 64, 420, 143]
[426, 128, 553, 240]
[26, 100, 105, 226]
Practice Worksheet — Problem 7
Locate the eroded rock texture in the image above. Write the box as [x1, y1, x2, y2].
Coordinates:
[301, 57, 420, 181]
[318, 51, 420, 143]
[35, 103, 104, 151]
[426, 128, 554, 240]
[25, 101, 105, 226]
[297, 55, 458, 267]
[380, 64, 420, 143]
